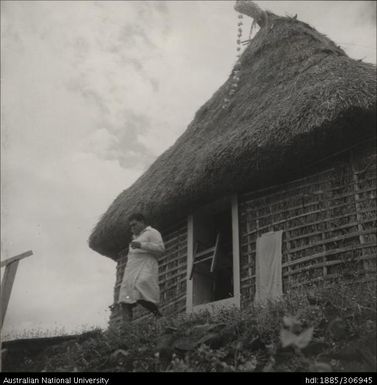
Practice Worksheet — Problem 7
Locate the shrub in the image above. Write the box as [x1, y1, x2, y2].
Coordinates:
[3, 280, 375, 372]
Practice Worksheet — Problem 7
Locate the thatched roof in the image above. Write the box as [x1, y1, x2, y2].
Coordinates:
[89, 6, 376, 259]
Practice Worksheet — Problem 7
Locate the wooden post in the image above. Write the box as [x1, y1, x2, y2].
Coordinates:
[351, 152, 368, 275]
[186, 215, 194, 313]
[231, 195, 241, 309]
[1, 250, 33, 329]
[1, 261, 20, 330]
[321, 189, 329, 281]
[0, 250, 33, 372]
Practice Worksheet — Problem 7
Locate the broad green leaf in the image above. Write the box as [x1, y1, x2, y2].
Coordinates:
[280, 328, 297, 348]
[327, 318, 347, 340]
[310, 362, 332, 372]
[239, 359, 257, 372]
[283, 316, 300, 329]
[295, 327, 314, 349]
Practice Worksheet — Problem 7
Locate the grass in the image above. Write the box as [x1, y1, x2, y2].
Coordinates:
[2, 278, 376, 372]
[2, 326, 70, 341]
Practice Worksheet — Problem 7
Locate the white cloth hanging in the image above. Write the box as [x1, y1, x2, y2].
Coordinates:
[255, 230, 283, 303]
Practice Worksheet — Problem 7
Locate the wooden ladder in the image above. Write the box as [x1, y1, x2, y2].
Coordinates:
[189, 233, 221, 280]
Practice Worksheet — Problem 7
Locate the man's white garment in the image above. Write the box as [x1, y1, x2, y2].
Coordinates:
[119, 226, 165, 305]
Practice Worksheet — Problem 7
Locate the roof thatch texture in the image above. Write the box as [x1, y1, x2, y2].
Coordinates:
[89, 8, 376, 259]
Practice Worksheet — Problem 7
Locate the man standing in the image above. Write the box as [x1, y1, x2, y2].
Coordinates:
[118, 213, 165, 322]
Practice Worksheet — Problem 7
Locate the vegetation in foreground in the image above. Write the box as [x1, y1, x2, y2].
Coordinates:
[3, 279, 376, 372]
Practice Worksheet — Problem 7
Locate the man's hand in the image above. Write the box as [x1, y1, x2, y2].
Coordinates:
[130, 241, 141, 249]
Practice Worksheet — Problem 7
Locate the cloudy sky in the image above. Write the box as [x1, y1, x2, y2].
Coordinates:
[1, 1, 376, 339]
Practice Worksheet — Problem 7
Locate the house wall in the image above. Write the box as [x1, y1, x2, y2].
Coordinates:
[158, 220, 188, 315]
[109, 142, 376, 327]
[109, 220, 187, 328]
[238, 143, 376, 308]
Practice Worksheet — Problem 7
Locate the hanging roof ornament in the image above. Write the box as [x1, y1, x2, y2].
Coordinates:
[223, 1, 267, 110]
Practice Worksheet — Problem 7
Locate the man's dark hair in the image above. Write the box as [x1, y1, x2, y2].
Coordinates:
[129, 213, 147, 223]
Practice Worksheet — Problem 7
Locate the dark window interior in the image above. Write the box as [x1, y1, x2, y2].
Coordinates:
[192, 204, 233, 306]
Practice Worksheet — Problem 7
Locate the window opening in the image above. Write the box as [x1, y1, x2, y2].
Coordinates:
[191, 205, 233, 306]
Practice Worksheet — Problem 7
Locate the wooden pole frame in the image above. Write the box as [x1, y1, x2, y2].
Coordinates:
[186, 196, 241, 313]
[186, 216, 194, 313]
[1, 250, 33, 329]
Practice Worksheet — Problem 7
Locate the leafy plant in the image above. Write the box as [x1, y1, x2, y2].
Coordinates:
[3, 281, 375, 372]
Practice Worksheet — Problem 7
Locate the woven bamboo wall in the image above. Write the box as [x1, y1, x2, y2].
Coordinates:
[108, 142, 376, 327]
[239, 144, 376, 308]
[108, 220, 187, 328]
[157, 221, 188, 315]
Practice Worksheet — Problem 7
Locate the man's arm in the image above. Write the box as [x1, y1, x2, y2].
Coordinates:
[139, 229, 165, 257]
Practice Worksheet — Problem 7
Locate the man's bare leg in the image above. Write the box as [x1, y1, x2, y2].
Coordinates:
[120, 303, 134, 322]
[137, 300, 162, 318]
